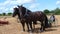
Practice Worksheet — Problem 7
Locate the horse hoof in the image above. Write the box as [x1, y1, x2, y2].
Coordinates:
[40, 30, 44, 32]
[24, 30, 25, 31]
[27, 30, 30, 32]
[23, 29, 25, 31]
[29, 31, 33, 34]
[21, 31, 24, 32]
[40, 29, 44, 32]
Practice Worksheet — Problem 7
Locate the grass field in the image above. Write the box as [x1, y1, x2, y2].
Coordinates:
[0, 15, 60, 34]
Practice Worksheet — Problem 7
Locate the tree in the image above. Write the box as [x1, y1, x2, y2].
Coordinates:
[0, 14, 2, 16]
[7, 12, 12, 16]
[53, 8, 60, 15]
[2, 13, 6, 16]
[43, 9, 50, 14]
[50, 10, 54, 13]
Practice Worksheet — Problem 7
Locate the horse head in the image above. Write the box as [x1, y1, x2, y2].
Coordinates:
[17, 5, 27, 16]
[12, 7, 19, 17]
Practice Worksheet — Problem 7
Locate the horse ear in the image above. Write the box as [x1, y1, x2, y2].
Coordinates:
[17, 5, 20, 8]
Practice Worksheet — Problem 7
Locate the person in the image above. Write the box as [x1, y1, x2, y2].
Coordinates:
[49, 14, 55, 27]
[50, 14, 55, 22]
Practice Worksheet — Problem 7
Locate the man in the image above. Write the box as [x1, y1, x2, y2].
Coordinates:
[49, 14, 55, 27]
[50, 14, 55, 22]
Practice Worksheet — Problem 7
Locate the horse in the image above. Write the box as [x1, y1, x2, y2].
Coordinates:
[13, 5, 49, 31]
[12, 7, 38, 32]
[12, 7, 26, 31]
[16, 5, 50, 32]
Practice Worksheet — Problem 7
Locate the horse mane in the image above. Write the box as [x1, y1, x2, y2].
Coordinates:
[22, 6, 32, 12]
[14, 7, 19, 12]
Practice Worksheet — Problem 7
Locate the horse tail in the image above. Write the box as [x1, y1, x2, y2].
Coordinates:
[45, 15, 50, 28]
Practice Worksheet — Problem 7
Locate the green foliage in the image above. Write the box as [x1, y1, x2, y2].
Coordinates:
[0, 12, 12, 16]
[0, 14, 2, 16]
[54, 8, 60, 15]
[7, 12, 12, 16]
[43, 8, 60, 15]
[2, 13, 6, 16]
[43, 9, 50, 14]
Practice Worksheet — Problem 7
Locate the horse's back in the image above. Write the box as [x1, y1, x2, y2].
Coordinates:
[33, 11, 45, 17]
[29, 11, 45, 21]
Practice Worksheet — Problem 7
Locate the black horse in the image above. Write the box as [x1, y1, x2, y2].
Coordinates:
[12, 7, 26, 31]
[12, 5, 50, 32]
[12, 7, 33, 32]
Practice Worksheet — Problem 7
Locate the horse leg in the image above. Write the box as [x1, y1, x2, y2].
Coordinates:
[33, 24, 35, 29]
[40, 21, 45, 32]
[26, 22, 29, 32]
[29, 21, 33, 31]
[21, 22, 25, 31]
[33, 21, 36, 29]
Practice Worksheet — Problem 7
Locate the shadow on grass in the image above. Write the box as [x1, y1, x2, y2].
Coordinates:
[51, 25, 60, 28]
[28, 27, 57, 33]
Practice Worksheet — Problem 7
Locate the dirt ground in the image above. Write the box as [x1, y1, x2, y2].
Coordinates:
[0, 15, 60, 34]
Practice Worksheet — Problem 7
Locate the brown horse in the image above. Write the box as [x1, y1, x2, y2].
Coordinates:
[12, 5, 50, 32]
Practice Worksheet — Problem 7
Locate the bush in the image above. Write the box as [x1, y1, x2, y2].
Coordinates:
[7, 12, 12, 16]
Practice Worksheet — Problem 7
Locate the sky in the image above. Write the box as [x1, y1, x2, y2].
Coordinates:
[0, 0, 60, 13]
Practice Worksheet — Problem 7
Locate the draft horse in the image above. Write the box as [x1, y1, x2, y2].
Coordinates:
[12, 5, 50, 32]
